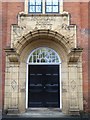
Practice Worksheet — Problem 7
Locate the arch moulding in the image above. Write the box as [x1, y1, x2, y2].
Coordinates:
[14, 29, 72, 55]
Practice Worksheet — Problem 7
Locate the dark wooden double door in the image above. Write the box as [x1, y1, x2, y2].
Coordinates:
[28, 65, 60, 108]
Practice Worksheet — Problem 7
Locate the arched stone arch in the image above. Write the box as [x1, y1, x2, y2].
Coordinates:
[14, 29, 72, 55]
[16, 34, 69, 113]
[20, 38, 68, 63]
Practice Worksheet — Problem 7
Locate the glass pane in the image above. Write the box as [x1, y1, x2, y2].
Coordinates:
[53, 0, 58, 5]
[46, 6, 52, 12]
[33, 51, 37, 55]
[29, 0, 35, 5]
[53, 6, 58, 12]
[33, 56, 36, 62]
[46, 0, 52, 5]
[29, 56, 32, 62]
[36, 6, 42, 12]
[29, 6, 35, 12]
[29, 48, 60, 63]
[36, 0, 41, 5]
[41, 59, 45, 63]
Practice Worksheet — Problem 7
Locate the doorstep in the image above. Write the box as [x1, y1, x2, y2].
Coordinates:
[2, 108, 89, 120]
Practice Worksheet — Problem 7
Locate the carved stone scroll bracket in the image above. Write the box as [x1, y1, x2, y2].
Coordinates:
[5, 47, 20, 63]
[68, 48, 83, 63]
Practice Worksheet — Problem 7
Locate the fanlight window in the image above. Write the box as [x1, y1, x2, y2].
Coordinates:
[29, 47, 60, 64]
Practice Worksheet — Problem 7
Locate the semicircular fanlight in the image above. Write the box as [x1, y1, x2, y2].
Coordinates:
[28, 47, 61, 64]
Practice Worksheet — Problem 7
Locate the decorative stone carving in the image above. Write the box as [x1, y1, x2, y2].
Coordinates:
[11, 80, 17, 90]
[11, 13, 76, 49]
[71, 80, 76, 90]
[61, 23, 70, 30]
[54, 24, 76, 46]
[13, 26, 22, 37]
[34, 16, 55, 29]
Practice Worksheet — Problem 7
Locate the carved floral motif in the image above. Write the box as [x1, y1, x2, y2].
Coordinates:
[11, 14, 76, 48]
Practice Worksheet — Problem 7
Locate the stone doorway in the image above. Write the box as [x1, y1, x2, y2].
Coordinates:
[4, 28, 83, 115]
[26, 47, 61, 109]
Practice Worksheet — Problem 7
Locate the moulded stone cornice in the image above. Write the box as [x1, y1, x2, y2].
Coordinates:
[68, 48, 83, 63]
[5, 47, 20, 63]
[18, 11, 69, 17]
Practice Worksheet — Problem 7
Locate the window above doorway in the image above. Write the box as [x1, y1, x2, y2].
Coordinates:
[28, 0, 42, 13]
[45, 0, 59, 13]
[25, 0, 63, 14]
[27, 47, 61, 64]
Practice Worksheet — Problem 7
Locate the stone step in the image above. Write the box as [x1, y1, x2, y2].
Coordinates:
[2, 108, 90, 120]
[2, 117, 89, 120]
[2, 115, 89, 119]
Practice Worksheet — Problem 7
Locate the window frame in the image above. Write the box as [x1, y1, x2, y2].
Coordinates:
[45, 0, 59, 14]
[25, 0, 63, 14]
[28, 47, 60, 64]
[28, 0, 42, 13]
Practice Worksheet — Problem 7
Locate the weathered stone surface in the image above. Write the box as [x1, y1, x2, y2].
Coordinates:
[11, 13, 76, 49]
[4, 11, 83, 115]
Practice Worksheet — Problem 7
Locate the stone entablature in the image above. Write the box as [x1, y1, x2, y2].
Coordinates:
[11, 12, 76, 49]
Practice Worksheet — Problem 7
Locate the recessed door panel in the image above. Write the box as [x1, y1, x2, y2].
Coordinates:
[28, 65, 60, 108]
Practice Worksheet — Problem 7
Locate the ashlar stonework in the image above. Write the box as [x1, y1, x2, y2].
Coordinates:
[4, 11, 83, 115]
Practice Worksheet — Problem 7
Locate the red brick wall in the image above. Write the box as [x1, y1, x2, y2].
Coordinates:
[2, 2, 8, 110]
[0, 1, 2, 111]
[88, 2, 90, 112]
[2, 2, 24, 109]
[64, 2, 89, 112]
[1, 1, 89, 112]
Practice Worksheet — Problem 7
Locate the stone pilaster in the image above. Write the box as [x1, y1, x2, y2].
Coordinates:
[4, 48, 20, 114]
[68, 64, 79, 114]
[68, 48, 83, 114]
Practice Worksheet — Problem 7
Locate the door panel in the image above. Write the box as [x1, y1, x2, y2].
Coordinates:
[28, 65, 60, 108]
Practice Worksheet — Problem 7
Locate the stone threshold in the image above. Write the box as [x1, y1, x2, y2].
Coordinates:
[2, 108, 89, 119]
[21, 108, 64, 118]
[18, 108, 81, 118]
